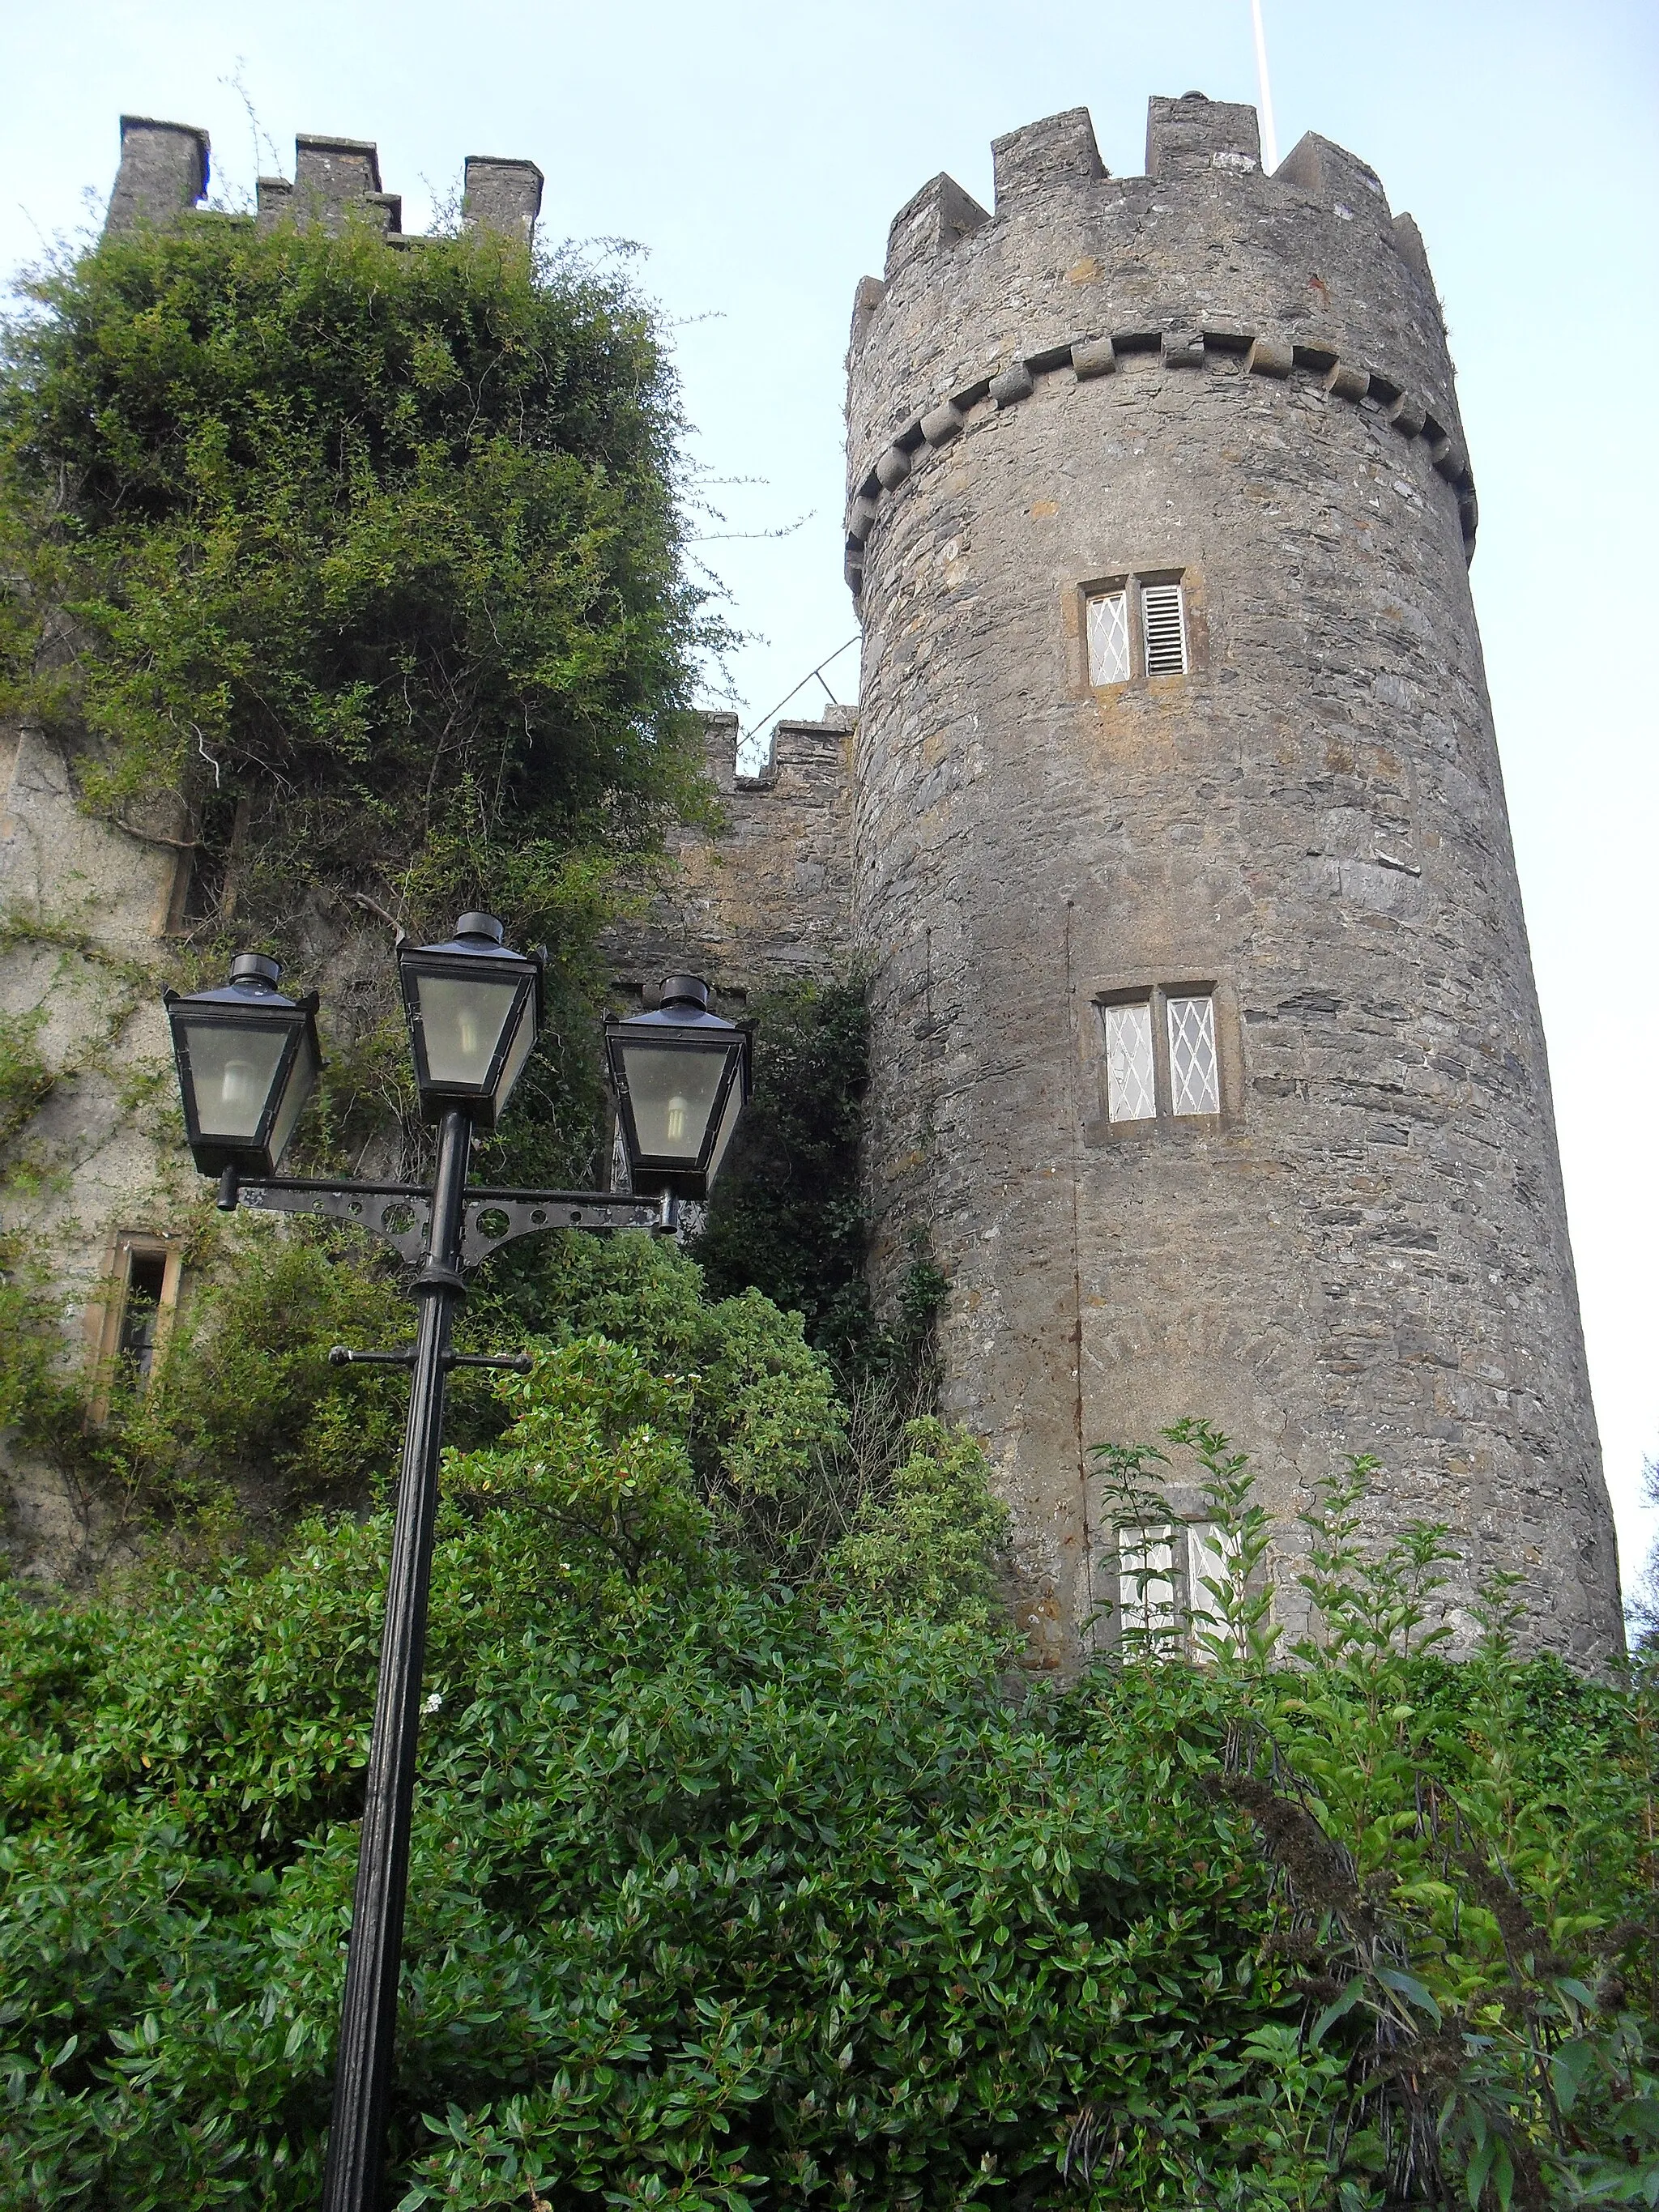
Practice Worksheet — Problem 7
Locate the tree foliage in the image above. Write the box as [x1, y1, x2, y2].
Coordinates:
[1, 215, 714, 932]
[0, 211, 723, 1187]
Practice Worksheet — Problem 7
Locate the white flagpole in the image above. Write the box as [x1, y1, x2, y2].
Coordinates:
[1250, 0, 1281, 172]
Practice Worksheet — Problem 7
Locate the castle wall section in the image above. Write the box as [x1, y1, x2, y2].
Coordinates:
[603, 708, 856, 1009]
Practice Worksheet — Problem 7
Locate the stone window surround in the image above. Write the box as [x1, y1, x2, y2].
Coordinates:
[86, 1229, 185, 1421]
[1073, 565, 1205, 693]
[1082, 975, 1243, 1142]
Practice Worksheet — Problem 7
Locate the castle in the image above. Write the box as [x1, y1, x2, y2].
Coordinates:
[0, 105, 1623, 1660]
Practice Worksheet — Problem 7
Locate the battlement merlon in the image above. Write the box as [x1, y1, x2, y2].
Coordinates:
[992, 108, 1107, 207]
[884, 173, 987, 287]
[1146, 93, 1260, 178]
[463, 158, 544, 242]
[104, 117, 209, 233]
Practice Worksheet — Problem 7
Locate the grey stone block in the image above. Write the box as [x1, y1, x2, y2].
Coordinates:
[1071, 337, 1116, 380]
[875, 445, 911, 488]
[1324, 362, 1370, 402]
[885, 173, 989, 284]
[919, 402, 964, 447]
[255, 177, 293, 229]
[850, 275, 887, 353]
[1247, 335, 1294, 377]
[463, 156, 544, 242]
[1387, 391, 1427, 438]
[292, 135, 383, 230]
[992, 109, 1105, 208]
[1146, 92, 1261, 180]
[988, 364, 1035, 407]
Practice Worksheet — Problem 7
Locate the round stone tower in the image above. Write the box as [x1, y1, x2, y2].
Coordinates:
[843, 96, 1621, 1664]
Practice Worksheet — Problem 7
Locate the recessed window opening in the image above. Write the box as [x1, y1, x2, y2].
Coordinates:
[90, 1233, 184, 1418]
[1084, 573, 1192, 685]
[1114, 1519, 1241, 1660]
[1098, 986, 1223, 1124]
[118, 1251, 169, 1383]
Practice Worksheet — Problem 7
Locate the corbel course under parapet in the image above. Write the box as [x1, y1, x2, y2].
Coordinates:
[842, 323, 1478, 597]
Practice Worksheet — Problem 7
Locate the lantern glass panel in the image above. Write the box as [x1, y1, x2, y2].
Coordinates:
[493, 991, 537, 1116]
[415, 976, 523, 1089]
[267, 1029, 320, 1166]
[181, 1021, 289, 1140]
[706, 1065, 745, 1187]
[618, 1042, 727, 1164]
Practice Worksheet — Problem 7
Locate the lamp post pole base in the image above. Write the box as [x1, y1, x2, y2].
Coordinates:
[319, 1106, 471, 2212]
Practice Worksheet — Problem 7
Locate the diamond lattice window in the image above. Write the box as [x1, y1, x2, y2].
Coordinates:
[1085, 590, 1132, 685]
[1166, 994, 1220, 1115]
[1103, 1002, 1157, 1123]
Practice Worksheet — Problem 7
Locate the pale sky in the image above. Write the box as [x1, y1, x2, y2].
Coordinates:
[4, 0, 1655, 1596]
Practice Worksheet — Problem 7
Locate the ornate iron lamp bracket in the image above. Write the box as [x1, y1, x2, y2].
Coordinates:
[232, 1176, 670, 1270]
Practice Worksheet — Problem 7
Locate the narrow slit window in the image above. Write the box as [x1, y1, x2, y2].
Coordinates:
[1141, 582, 1189, 676]
[117, 1251, 169, 1384]
[1085, 590, 1132, 685]
[1102, 1001, 1157, 1123]
[1166, 994, 1220, 1115]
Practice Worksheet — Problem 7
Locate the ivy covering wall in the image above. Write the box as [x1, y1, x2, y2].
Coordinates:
[1, 208, 723, 1187]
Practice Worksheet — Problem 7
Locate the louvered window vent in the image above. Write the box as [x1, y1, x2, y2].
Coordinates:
[1141, 582, 1189, 676]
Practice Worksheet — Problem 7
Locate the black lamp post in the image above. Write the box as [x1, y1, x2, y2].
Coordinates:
[164, 926, 748, 2212]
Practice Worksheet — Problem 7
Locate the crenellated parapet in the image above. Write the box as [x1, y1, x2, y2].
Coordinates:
[104, 119, 544, 246]
[845, 93, 1470, 595]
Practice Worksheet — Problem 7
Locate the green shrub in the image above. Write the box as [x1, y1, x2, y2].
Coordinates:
[830, 1417, 1010, 1630]
[2, 1387, 1657, 2207]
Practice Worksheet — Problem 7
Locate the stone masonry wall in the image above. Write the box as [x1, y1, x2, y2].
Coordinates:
[844, 95, 1620, 1666]
[603, 708, 856, 1011]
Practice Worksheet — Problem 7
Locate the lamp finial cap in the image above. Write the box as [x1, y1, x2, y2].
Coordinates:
[454, 912, 505, 944]
[659, 974, 711, 1012]
[229, 951, 281, 989]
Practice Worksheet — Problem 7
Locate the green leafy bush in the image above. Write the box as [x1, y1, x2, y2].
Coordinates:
[1, 218, 714, 931]
[2, 1375, 1657, 2207]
